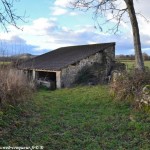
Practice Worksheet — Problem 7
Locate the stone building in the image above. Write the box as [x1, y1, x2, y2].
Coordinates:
[18, 42, 115, 89]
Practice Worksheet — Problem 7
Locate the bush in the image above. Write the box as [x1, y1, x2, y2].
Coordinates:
[74, 66, 96, 85]
[0, 68, 35, 107]
[74, 63, 107, 85]
[110, 68, 150, 109]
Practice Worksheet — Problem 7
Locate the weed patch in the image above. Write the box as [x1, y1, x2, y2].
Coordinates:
[0, 68, 35, 108]
[110, 68, 150, 112]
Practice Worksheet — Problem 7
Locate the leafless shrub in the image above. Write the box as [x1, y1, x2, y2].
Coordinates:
[110, 68, 150, 109]
[0, 67, 35, 107]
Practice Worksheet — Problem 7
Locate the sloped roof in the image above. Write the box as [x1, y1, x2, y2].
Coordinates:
[19, 42, 115, 71]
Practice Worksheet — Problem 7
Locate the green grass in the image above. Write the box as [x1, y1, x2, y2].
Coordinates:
[0, 62, 12, 68]
[1, 86, 150, 149]
[0, 61, 11, 65]
[118, 60, 150, 69]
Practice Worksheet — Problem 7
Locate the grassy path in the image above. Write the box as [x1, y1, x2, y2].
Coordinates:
[1, 86, 150, 149]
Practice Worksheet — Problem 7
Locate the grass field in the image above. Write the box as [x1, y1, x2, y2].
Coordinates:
[118, 60, 150, 69]
[1, 86, 150, 149]
[0, 61, 11, 65]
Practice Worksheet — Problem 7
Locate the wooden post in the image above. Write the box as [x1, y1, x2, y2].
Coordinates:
[56, 71, 61, 89]
[32, 70, 36, 80]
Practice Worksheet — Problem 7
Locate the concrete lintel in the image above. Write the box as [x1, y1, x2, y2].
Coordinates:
[20, 68, 60, 72]
[34, 69, 59, 72]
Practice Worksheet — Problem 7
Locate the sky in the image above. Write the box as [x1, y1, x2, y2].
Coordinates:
[0, 0, 150, 56]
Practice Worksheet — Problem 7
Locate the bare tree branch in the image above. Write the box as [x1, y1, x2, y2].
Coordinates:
[0, 0, 25, 32]
[136, 12, 150, 23]
[70, 0, 146, 71]
[70, 0, 128, 33]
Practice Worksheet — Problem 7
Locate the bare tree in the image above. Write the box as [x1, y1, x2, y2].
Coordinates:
[0, 0, 24, 32]
[0, 0, 25, 64]
[71, 0, 145, 71]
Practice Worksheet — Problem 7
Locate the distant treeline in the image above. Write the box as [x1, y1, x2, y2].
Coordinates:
[116, 53, 150, 60]
[0, 54, 36, 67]
[0, 53, 36, 62]
[0, 56, 17, 62]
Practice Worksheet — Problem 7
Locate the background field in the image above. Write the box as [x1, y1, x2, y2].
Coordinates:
[118, 60, 150, 69]
[0, 62, 11, 65]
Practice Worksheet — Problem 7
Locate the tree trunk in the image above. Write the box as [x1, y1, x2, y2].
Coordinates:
[125, 0, 144, 71]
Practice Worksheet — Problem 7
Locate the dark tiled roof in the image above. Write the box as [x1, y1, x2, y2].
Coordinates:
[19, 42, 115, 71]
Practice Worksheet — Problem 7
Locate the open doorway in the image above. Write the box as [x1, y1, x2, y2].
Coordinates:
[37, 71, 56, 90]
[27, 70, 33, 80]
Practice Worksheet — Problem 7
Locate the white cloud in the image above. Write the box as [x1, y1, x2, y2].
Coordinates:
[0, 18, 114, 52]
[135, 1, 150, 19]
[52, 7, 68, 16]
[69, 12, 78, 16]
[54, 0, 73, 8]
[51, 0, 78, 16]
[1, 0, 150, 55]
[0, 16, 148, 55]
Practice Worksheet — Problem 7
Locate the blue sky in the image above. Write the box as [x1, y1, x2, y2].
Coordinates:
[0, 0, 150, 56]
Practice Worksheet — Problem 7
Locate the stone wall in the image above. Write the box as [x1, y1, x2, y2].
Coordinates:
[61, 46, 115, 87]
[103, 46, 115, 76]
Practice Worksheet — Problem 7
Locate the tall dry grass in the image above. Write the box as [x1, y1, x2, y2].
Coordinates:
[0, 67, 35, 107]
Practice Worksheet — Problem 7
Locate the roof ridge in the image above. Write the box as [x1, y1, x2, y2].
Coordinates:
[19, 42, 115, 70]
[58, 42, 115, 49]
[31, 42, 115, 60]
